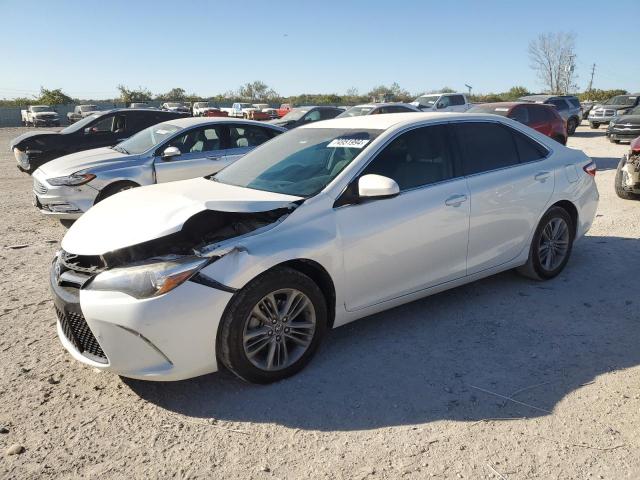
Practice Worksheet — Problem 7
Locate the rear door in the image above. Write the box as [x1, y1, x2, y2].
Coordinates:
[454, 121, 555, 274]
[154, 125, 226, 183]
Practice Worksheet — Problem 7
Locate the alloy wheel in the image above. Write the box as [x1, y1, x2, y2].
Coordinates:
[538, 217, 570, 271]
[242, 288, 316, 371]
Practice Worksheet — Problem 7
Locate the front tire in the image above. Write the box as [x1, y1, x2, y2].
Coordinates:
[567, 118, 578, 135]
[517, 207, 575, 280]
[590, 122, 600, 129]
[217, 267, 328, 384]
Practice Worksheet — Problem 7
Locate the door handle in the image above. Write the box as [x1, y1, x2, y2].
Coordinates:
[534, 171, 551, 182]
[445, 194, 468, 207]
[206, 156, 220, 161]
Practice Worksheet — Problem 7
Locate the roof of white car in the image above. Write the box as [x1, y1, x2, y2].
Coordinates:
[301, 112, 477, 131]
[164, 117, 282, 129]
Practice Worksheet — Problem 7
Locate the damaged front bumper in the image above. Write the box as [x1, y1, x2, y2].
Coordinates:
[32, 169, 98, 219]
[620, 154, 640, 194]
[51, 253, 235, 381]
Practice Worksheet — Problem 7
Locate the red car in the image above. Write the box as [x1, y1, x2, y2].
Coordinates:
[277, 103, 292, 118]
[468, 102, 567, 145]
[203, 108, 229, 118]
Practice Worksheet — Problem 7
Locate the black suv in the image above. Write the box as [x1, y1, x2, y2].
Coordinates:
[519, 95, 582, 135]
[10, 109, 189, 172]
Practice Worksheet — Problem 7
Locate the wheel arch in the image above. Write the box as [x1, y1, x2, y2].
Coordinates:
[94, 179, 140, 204]
[275, 259, 337, 329]
[549, 199, 578, 236]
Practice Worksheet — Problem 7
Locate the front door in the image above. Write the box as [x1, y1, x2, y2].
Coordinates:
[335, 124, 470, 311]
[154, 125, 227, 183]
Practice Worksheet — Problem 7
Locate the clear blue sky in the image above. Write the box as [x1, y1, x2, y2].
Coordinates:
[1, 0, 638, 99]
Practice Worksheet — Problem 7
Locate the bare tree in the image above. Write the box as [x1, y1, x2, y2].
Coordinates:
[528, 32, 577, 94]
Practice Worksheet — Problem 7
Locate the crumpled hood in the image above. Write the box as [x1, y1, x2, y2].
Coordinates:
[38, 147, 131, 176]
[9, 130, 59, 149]
[61, 178, 302, 255]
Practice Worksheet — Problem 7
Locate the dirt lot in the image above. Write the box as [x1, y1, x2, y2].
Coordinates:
[0, 124, 639, 479]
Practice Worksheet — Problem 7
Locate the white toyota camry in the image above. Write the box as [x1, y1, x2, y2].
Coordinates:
[51, 112, 599, 383]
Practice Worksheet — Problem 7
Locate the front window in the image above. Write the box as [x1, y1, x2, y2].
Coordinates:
[60, 113, 102, 133]
[81, 105, 99, 112]
[337, 106, 375, 118]
[214, 128, 383, 197]
[606, 96, 637, 106]
[116, 123, 182, 155]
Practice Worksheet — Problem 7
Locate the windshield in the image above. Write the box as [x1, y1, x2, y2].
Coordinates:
[116, 122, 182, 155]
[467, 104, 510, 116]
[337, 106, 375, 118]
[606, 96, 637, 106]
[32, 106, 52, 112]
[414, 95, 440, 106]
[81, 105, 98, 111]
[60, 113, 102, 134]
[238, 103, 252, 108]
[280, 108, 309, 121]
[195, 102, 210, 108]
[214, 128, 382, 197]
[165, 103, 182, 107]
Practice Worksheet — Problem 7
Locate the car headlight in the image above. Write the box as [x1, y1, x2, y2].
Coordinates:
[47, 172, 96, 186]
[86, 256, 209, 299]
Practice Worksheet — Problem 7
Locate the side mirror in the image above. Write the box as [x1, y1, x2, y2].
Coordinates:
[84, 127, 96, 134]
[358, 174, 399, 200]
[436, 103, 446, 109]
[162, 146, 181, 160]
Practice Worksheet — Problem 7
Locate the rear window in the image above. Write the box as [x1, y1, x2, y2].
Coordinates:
[455, 122, 520, 175]
[467, 105, 510, 116]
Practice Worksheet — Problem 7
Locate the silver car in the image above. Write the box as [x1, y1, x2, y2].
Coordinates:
[32, 118, 284, 219]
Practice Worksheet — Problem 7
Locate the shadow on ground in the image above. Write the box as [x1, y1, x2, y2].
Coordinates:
[572, 130, 605, 139]
[125, 234, 640, 431]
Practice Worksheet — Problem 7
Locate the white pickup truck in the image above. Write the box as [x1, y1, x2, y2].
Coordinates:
[67, 105, 101, 123]
[220, 102, 256, 118]
[21, 105, 61, 127]
[410, 93, 472, 112]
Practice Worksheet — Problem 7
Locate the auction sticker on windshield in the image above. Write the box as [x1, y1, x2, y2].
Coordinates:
[327, 138, 371, 149]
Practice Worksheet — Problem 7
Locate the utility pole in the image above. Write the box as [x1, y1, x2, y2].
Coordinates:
[586, 63, 596, 97]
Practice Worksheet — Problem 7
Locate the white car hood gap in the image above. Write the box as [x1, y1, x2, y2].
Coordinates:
[61, 178, 302, 256]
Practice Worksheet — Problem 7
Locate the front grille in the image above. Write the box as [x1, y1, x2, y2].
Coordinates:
[56, 305, 107, 363]
[33, 178, 47, 195]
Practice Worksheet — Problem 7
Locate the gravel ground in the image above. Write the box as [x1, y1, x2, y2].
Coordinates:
[1, 124, 639, 479]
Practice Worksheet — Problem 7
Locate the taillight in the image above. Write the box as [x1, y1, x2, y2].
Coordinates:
[583, 161, 597, 177]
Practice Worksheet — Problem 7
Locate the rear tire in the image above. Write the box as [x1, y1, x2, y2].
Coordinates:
[517, 206, 575, 280]
[567, 118, 578, 135]
[217, 267, 327, 384]
[615, 158, 640, 200]
[609, 138, 620, 144]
